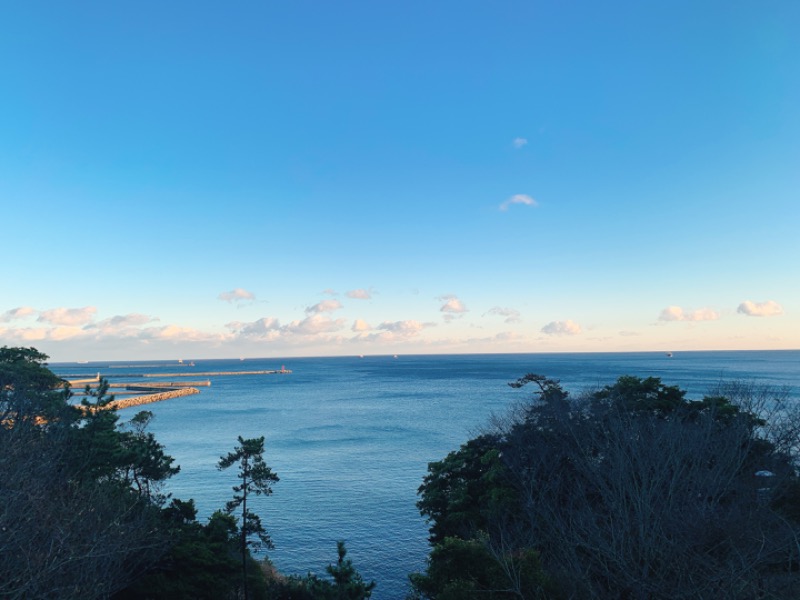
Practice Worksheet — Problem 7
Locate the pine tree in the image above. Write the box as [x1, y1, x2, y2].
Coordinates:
[218, 436, 279, 600]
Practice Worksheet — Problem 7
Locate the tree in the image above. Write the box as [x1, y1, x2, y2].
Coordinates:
[263, 542, 375, 600]
[0, 347, 183, 599]
[115, 501, 271, 600]
[414, 374, 800, 599]
[320, 541, 376, 599]
[219, 435, 280, 600]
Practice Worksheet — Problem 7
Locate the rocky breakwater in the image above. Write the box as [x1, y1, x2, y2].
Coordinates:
[106, 386, 200, 410]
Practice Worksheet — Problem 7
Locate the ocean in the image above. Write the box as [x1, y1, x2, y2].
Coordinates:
[52, 350, 800, 598]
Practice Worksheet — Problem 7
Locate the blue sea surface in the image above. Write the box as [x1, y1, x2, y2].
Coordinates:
[53, 351, 800, 598]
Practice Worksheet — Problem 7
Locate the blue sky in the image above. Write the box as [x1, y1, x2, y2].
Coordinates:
[1, 1, 798, 360]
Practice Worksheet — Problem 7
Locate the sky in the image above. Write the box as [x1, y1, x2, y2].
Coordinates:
[1, 1, 798, 361]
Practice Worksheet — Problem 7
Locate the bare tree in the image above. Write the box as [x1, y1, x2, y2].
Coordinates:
[416, 374, 800, 600]
[497, 376, 800, 599]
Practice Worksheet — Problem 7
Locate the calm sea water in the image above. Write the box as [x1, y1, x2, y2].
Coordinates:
[53, 351, 800, 599]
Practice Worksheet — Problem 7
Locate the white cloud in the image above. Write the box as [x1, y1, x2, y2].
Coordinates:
[352, 320, 436, 344]
[659, 306, 719, 322]
[226, 317, 281, 337]
[139, 324, 222, 342]
[541, 320, 582, 336]
[439, 295, 468, 315]
[658, 306, 684, 322]
[737, 300, 783, 317]
[306, 299, 343, 314]
[2, 324, 90, 342]
[218, 288, 256, 303]
[284, 314, 346, 335]
[38, 306, 97, 326]
[90, 313, 158, 332]
[486, 306, 521, 323]
[346, 289, 372, 300]
[377, 320, 426, 335]
[499, 194, 537, 211]
[322, 288, 338, 296]
[513, 137, 528, 149]
[352, 319, 371, 332]
[0, 306, 36, 322]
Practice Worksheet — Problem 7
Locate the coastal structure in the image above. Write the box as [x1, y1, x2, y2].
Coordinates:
[66, 367, 290, 412]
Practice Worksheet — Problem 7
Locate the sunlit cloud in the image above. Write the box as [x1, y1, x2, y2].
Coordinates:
[541, 320, 582, 336]
[322, 288, 338, 296]
[346, 289, 372, 300]
[468, 331, 526, 344]
[355, 320, 435, 343]
[306, 299, 343, 314]
[352, 319, 372, 332]
[737, 300, 783, 317]
[486, 306, 521, 323]
[139, 324, 223, 342]
[38, 306, 97, 326]
[438, 295, 468, 322]
[512, 137, 528, 149]
[89, 313, 159, 332]
[218, 288, 256, 303]
[2, 325, 89, 342]
[284, 314, 346, 335]
[378, 320, 424, 335]
[226, 317, 281, 337]
[0, 306, 36, 322]
[499, 194, 537, 211]
[659, 306, 719, 322]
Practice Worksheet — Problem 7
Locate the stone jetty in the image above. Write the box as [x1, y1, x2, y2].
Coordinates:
[66, 366, 290, 412]
[104, 387, 200, 410]
[79, 387, 200, 413]
[107, 381, 212, 389]
[140, 369, 291, 378]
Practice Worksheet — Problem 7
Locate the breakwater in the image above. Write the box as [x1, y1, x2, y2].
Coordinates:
[105, 387, 200, 410]
[80, 387, 200, 412]
[64, 366, 290, 413]
[108, 381, 211, 389]
[141, 369, 291, 377]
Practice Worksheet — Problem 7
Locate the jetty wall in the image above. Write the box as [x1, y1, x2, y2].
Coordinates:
[107, 381, 211, 389]
[142, 369, 290, 378]
[105, 387, 200, 411]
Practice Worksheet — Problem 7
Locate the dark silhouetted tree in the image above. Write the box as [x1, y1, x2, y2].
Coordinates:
[413, 374, 800, 600]
[0, 347, 179, 599]
[219, 435, 279, 600]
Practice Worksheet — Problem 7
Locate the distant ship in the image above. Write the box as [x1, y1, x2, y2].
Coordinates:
[666, 352, 673, 358]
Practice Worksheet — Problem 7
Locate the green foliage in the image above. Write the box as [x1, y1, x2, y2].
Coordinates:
[0, 348, 179, 599]
[590, 374, 686, 413]
[2, 349, 373, 599]
[417, 434, 514, 545]
[219, 435, 280, 599]
[0, 345, 73, 422]
[116, 503, 269, 600]
[219, 436, 280, 550]
[264, 542, 375, 600]
[319, 541, 376, 599]
[415, 374, 800, 599]
[410, 537, 552, 600]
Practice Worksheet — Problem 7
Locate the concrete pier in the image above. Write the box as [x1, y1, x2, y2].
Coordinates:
[107, 381, 211, 389]
[141, 369, 291, 377]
